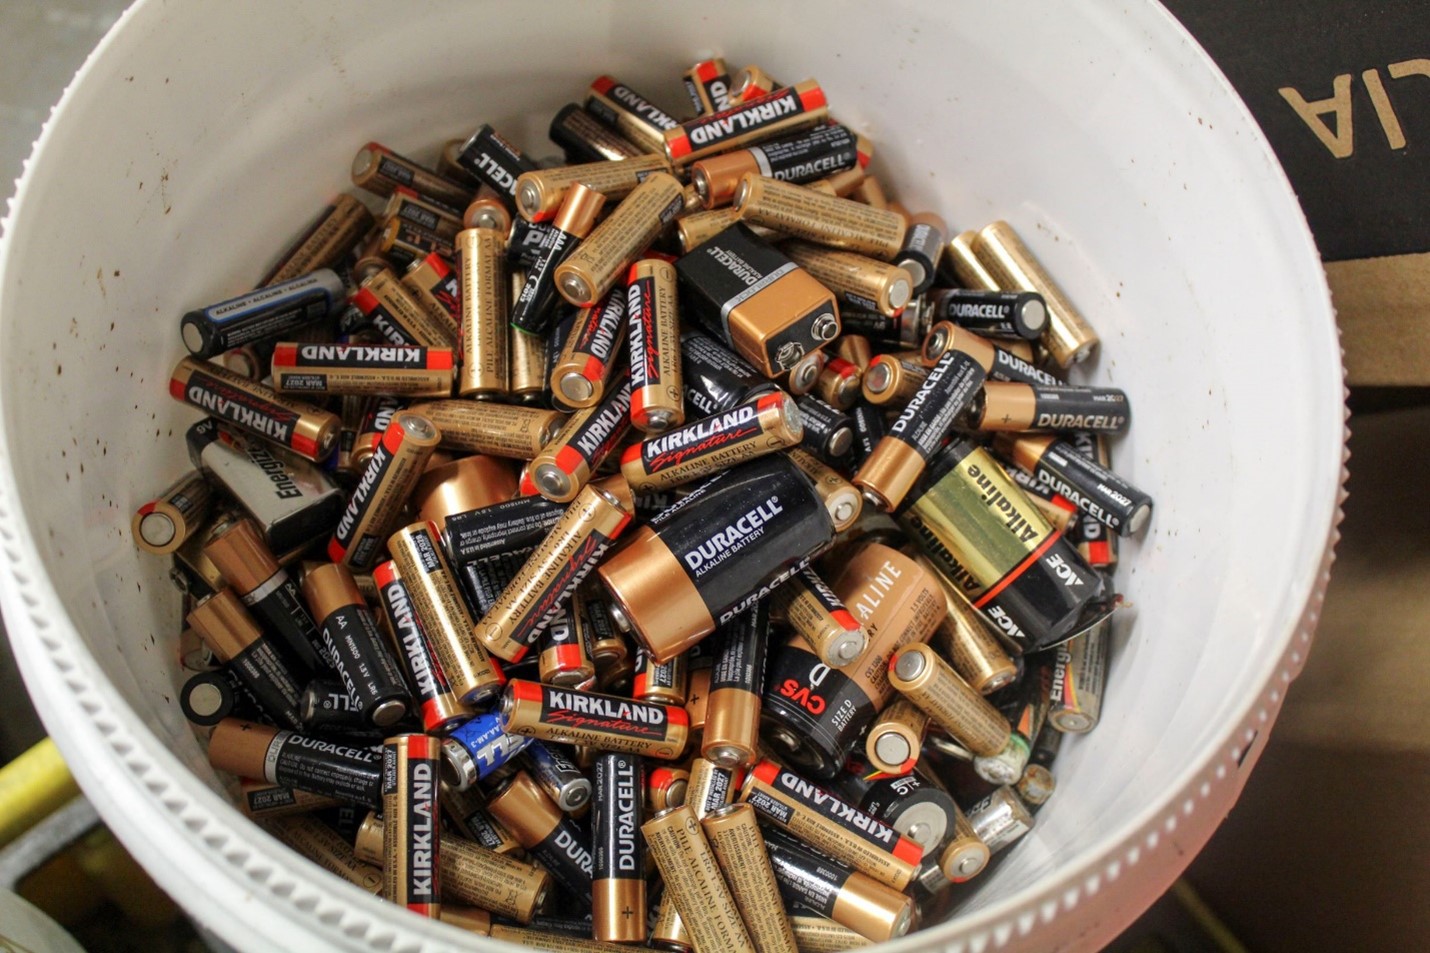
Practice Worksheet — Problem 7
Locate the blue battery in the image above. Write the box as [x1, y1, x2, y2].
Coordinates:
[441, 710, 533, 790]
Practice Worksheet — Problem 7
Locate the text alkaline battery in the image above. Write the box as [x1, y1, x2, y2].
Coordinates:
[782, 240, 914, 318]
[456, 227, 509, 399]
[381, 735, 442, 919]
[900, 439, 1107, 652]
[270, 342, 454, 398]
[454, 124, 540, 212]
[598, 454, 836, 663]
[690, 122, 871, 209]
[854, 348, 987, 511]
[972, 220, 1099, 368]
[523, 739, 594, 812]
[920, 322, 1060, 388]
[785, 447, 864, 533]
[641, 805, 755, 953]
[524, 374, 632, 503]
[351, 141, 471, 209]
[683, 56, 732, 116]
[180, 269, 346, 359]
[439, 710, 532, 790]
[188, 590, 305, 729]
[485, 770, 594, 902]
[974, 382, 1130, 434]
[593, 751, 646, 944]
[207, 717, 383, 808]
[994, 432, 1153, 537]
[675, 223, 840, 379]
[510, 183, 606, 334]
[351, 267, 456, 348]
[551, 284, 627, 408]
[701, 803, 800, 953]
[301, 562, 410, 728]
[664, 79, 828, 167]
[408, 399, 563, 459]
[548, 103, 644, 163]
[327, 410, 440, 571]
[895, 212, 948, 294]
[372, 559, 471, 733]
[170, 357, 339, 462]
[761, 826, 916, 943]
[679, 328, 780, 417]
[499, 680, 688, 760]
[586, 76, 681, 154]
[771, 565, 867, 668]
[734, 174, 907, 261]
[554, 171, 685, 308]
[627, 257, 685, 433]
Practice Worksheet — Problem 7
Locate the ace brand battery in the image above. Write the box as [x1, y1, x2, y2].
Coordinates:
[180, 269, 346, 359]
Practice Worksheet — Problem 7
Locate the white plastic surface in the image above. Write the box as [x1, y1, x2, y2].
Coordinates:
[0, 2, 1344, 951]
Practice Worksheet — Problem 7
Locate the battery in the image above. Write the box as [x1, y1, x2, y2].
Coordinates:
[964, 786, 1034, 854]
[549, 102, 645, 163]
[642, 805, 755, 953]
[683, 57, 733, 116]
[830, 768, 961, 857]
[554, 171, 685, 307]
[170, 357, 340, 462]
[592, 752, 646, 943]
[401, 252, 462, 331]
[499, 680, 688, 760]
[181, 270, 346, 359]
[890, 644, 1011, 762]
[208, 717, 382, 808]
[264, 815, 383, 895]
[924, 288, 1047, 341]
[439, 710, 533, 790]
[895, 212, 947, 294]
[586, 76, 682, 154]
[328, 410, 440, 570]
[760, 826, 916, 943]
[814, 356, 863, 411]
[627, 257, 685, 433]
[485, 770, 594, 902]
[352, 141, 471, 209]
[298, 678, 371, 737]
[691, 124, 870, 210]
[524, 739, 594, 812]
[1047, 617, 1108, 733]
[450, 123, 537, 210]
[974, 382, 1130, 433]
[302, 562, 410, 727]
[261, 196, 373, 287]
[381, 735, 442, 918]
[702, 803, 800, 953]
[675, 223, 840, 378]
[179, 669, 244, 727]
[634, 651, 689, 707]
[188, 591, 304, 729]
[511, 184, 607, 334]
[412, 455, 518, 534]
[351, 267, 456, 348]
[539, 603, 597, 689]
[371, 560, 470, 733]
[795, 395, 854, 462]
[516, 154, 669, 224]
[237, 780, 341, 819]
[863, 698, 929, 776]
[270, 342, 453, 398]
[771, 566, 866, 668]
[1017, 762, 1057, 808]
[444, 494, 566, 565]
[384, 189, 463, 242]
[940, 230, 999, 290]
[408, 399, 563, 459]
[784, 241, 914, 318]
[441, 785, 524, 857]
[919, 321, 1059, 387]
[931, 573, 1018, 695]
[456, 227, 509, 398]
[551, 285, 627, 408]
[348, 397, 400, 473]
[525, 374, 632, 503]
[734, 174, 905, 261]
[939, 805, 991, 883]
[702, 600, 770, 768]
[994, 432, 1153, 537]
[784, 448, 863, 533]
[665, 79, 828, 167]
[680, 328, 780, 417]
[859, 353, 928, 407]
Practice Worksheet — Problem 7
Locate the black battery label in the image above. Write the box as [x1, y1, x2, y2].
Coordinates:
[177, 369, 299, 448]
[446, 496, 564, 563]
[886, 350, 985, 460]
[593, 753, 644, 881]
[709, 602, 769, 693]
[269, 732, 382, 807]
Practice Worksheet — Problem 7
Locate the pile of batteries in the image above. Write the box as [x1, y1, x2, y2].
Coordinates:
[137, 58, 1153, 950]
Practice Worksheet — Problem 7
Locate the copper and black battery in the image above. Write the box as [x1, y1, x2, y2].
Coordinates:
[854, 349, 986, 511]
[964, 786, 1034, 854]
[351, 267, 456, 348]
[863, 698, 930, 776]
[586, 75, 682, 154]
[327, 410, 440, 570]
[510, 183, 606, 334]
[372, 559, 470, 733]
[920, 321, 1059, 388]
[383, 188, 464, 242]
[180, 270, 346, 359]
[859, 353, 928, 407]
[894, 213, 947, 294]
[974, 382, 1130, 434]
[298, 678, 374, 737]
[760, 826, 915, 943]
[539, 602, 597, 689]
[1066, 431, 1119, 567]
[598, 454, 836, 663]
[270, 342, 454, 398]
[454, 124, 540, 212]
[170, 357, 339, 462]
[352, 141, 471, 209]
[408, 398, 562, 460]
[413, 454, 519, 533]
[401, 252, 461, 334]
[994, 433, 1152, 537]
[832, 766, 961, 857]
[456, 227, 509, 398]
[784, 447, 863, 533]
[381, 734, 442, 918]
[795, 395, 854, 463]
[664, 79, 828, 167]
[524, 739, 593, 813]
[499, 680, 688, 760]
[549, 102, 644, 163]
[771, 565, 867, 668]
[524, 373, 631, 503]
[134, 470, 214, 556]
[443, 493, 568, 566]
[701, 803, 800, 953]
[924, 288, 1047, 342]
[486, 770, 594, 903]
[261, 195, 373, 287]
[515, 154, 668, 224]
[848, 403, 886, 469]
[439, 710, 533, 791]
[734, 174, 905, 261]
[679, 328, 780, 418]
[627, 257, 685, 433]
[690, 123, 870, 209]
[1047, 617, 1107, 733]
[592, 751, 646, 943]
[642, 804, 756, 952]
[701, 600, 769, 769]
[555, 171, 684, 308]
[971, 220, 1098, 368]
[675, 223, 840, 378]
[301, 562, 410, 728]
[179, 669, 251, 727]
[208, 717, 382, 807]
[683, 57, 733, 116]
[441, 784, 524, 857]
[634, 651, 688, 707]
[783, 241, 913, 319]
[551, 285, 627, 408]
[188, 590, 305, 729]
[237, 780, 342, 819]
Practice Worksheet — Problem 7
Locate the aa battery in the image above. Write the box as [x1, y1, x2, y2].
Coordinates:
[642, 805, 756, 953]
[783, 241, 914, 318]
[352, 267, 457, 348]
[499, 680, 688, 760]
[539, 603, 597, 689]
[975, 382, 1130, 434]
[188, 591, 304, 729]
[859, 353, 928, 407]
[586, 76, 681, 154]
[170, 357, 339, 462]
[760, 827, 916, 943]
[771, 566, 866, 668]
[665, 79, 828, 167]
[734, 175, 905, 261]
[180, 270, 345, 359]
[265, 815, 383, 895]
[684, 757, 741, 824]
[511, 184, 606, 334]
[384, 189, 463, 242]
[454, 124, 539, 212]
[180, 669, 247, 727]
[298, 678, 372, 736]
[995, 432, 1153, 536]
[889, 644, 1011, 762]
[675, 224, 840, 378]
[525, 740, 594, 812]
[690, 123, 869, 209]
[964, 786, 1034, 854]
[372, 560, 470, 733]
[445, 493, 567, 565]
[526, 374, 632, 503]
[627, 257, 685, 433]
[620, 391, 803, 494]
[486, 770, 594, 902]
[788, 915, 868, 953]
[939, 805, 991, 883]
[408, 399, 562, 459]
[352, 141, 471, 209]
[439, 710, 533, 790]
[592, 752, 646, 944]
[238, 780, 342, 819]
[327, 410, 440, 570]
[208, 717, 382, 807]
[381, 216, 456, 269]
[919, 321, 1059, 387]
[510, 316, 549, 403]
[648, 764, 690, 813]
[381, 735, 442, 918]
[349, 397, 400, 473]
[261, 195, 373, 287]
[270, 342, 454, 398]
[702, 803, 800, 953]
[634, 651, 689, 706]
[516, 154, 669, 224]
[848, 404, 885, 468]
[925, 288, 1047, 341]
[894, 212, 947, 294]
[795, 395, 854, 462]
[830, 768, 960, 857]
[554, 171, 684, 308]
[302, 562, 410, 728]
[386, 521, 505, 705]
[971, 220, 1099, 367]
[1017, 762, 1057, 808]
[456, 227, 509, 398]
[814, 356, 863, 411]
[702, 601, 770, 769]
[133, 470, 215, 555]
[549, 102, 644, 163]
[683, 57, 733, 116]
[785, 448, 863, 533]
[863, 698, 930, 776]
[941, 230, 999, 290]
[934, 578, 1019, 695]
[680, 329, 780, 418]
[402, 252, 462, 333]
[853, 348, 986, 511]
[551, 285, 627, 408]
[1047, 617, 1107, 733]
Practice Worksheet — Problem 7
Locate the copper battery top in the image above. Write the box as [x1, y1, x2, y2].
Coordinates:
[552, 182, 608, 237]
[207, 717, 279, 780]
[300, 561, 364, 622]
[485, 770, 564, 847]
[691, 151, 759, 209]
[412, 455, 518, 529]
[203, 516, 277, 594]
[187, 589, 263, 662]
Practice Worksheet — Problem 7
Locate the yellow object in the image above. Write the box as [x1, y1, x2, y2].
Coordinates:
[0, 739, 80, 849]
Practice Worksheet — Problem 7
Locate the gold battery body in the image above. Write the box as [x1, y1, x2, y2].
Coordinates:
[381, 734, 442, 918]
[642, 805, 756, 953]
[263, 815, 383, 894]
[889, 643, 1010, 756]
[516, 153, 671, 222]
[677, 207, 782, 252]
[170, 357, 340, 462]
[771, 567, 868, 668]
[238, 781, 341, 819]
[270, 342, 454, 399]
[383, 191, 463, 242]
[937, 584, 1018, 695]
[133, 470, 214, 555]
[351, 141, 471, 209]
[555, 172, 685, 307]
[788, 915, 869, 952]
[356, 267, 456, 348]
[782, 241, 914, 317]
[456, 227, 509, 397]
[407, 399, 562, 460]
[734, 174, 906, 261]
[627, 257, 685, 433]
[464, 186, 512, 232]
[1047, 618, 1107, 733]
[860, 353, 928, 406]
[864, 697, 930, 775]
[702, 804, 800, 953]
[262, 194, 373, 287]
[944, 230, 1000, 290]
[785, 448, 863, 532]
[620, 392, 802, 494]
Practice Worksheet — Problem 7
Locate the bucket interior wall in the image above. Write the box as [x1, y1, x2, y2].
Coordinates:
[0, 0, 1342, 947]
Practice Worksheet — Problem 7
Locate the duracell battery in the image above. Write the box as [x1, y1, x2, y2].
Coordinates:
[356, 813, 551, 923]
[352, 141, 471, 209]
[815, 355, 863, 410]
[864, 698, 930, 776]
[734, 174, 906, 261]
[619, 391, 803, 494]
[974, 382, 1131, 434]
[854, 349, 986, 512]
[516, 154, 669, 223]
[238, 780, 342, 819]
[549, 103, 645, 163]
[701, 803, 800, 953]
[465, 185, 513, 233]
[407, 399, 563, 459]
[441, 784, 524, 857]
[690, 123, 871, 209]
[179, 669, 246, 727]
[270, 342, 454, 398]
[525, 373, 631, 503]
[381, 735, 441, 918]
[676, 224, 841, 379]
[683, 57, 733, 116]
[379, 215, 455, 268]
[784, 241, 914, 318]
[664, 80, 828, 168]
[679, 328, 780, 418]
[592, 751, 646, 944]
[920, 321, 1060, 388]
[264, 815, 383, 895]
[941, 230, 999, 290]
[301, 562, 410, 728]
[971, 220, 1099, 368]
[352, 267, 456, 348]
[634, 651, 688, 706]
[181, 270, 346, 359]
[456, 227, 509, 398]
[760, 543, 943, 779]
[538, 601, 596, 689]
[761, 827, 916, 943]
[261, 196, 373, 287]
[642, 805, 756, 953]
[499, 680, 688, 760]
[785, 447, 863, 533]
[849, 403, 886, 467]
[523, 739, 593, 812]
[831, 767, 961, 856]
[299, 678, 375, 737]
[453, 124, 540, 212]
[702, 600, 770, 769]
[889, 644, 1010, 759]
[134, 470, 214, 555]
[627, 257, 684, 433]
[383, 189, 463, 242]
[586, 76, 682, 154]
[170, 357, 339, 463]
[555, 171, 684, 308]
[208, 717, 382, 807]
[440, 710, 533, 790]
[1047, 617, 1107, 733]
[598, 454, 835, 663]
[188, 591, 305, 729]
[741, 760, 920, 890]
[796, 395, 854, 462]
[925, 288, 1047, 341]
[511, 184, 606, 334]
[895, 212, 948, 294]
[372, 560, 470, 733]
[486, 770, 594, 902]
[387, 521, 505, 705]
[965, 786, 1034, 854]
[327, 410, 440, 570]
[859, 353, 928, 406]
[994, 432, 1152, 537]
[551, 285, 627, 408]
[771, 565, 867, 668]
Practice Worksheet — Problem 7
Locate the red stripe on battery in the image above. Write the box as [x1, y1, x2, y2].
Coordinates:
[591, 76, 616, 95]
[427, 349, 454, 371]
[626, 262, 643, 285]
[291, 431, 320, 459]
[352, 287, 380, 314]
[755, 392, 785, 415]
[372, 561, 398, 588]
[326, 537, 347, 564]
[519, 472, 539, 497]
[620, 442, 642, 467]
[831, 609, 860, 631]
[406, 735, 439, 760]
[381, 418, 408, 454]
[137, 501, 157, 517]
[553, 444, 586, 475]
[629, 390, 648, 420]
[511, 680, 543, 703]
[169, 376, 187, 400]
[973, 532, 1063, 610]
[363, 141, 387, 156]
[549, 644, 584, 670]
[892, 756, 917, 776]
[423, 252, 449, 277]
[891, 834, 923, 866]
[751, 760, 780, 784]
[856, 148, 872, 168]
[649, 767, 677, 788]
[272, 344, 299, 366]
[632, 673, 648, 698]
[798, 85, 827, 112]
[1085, 539, 1113, 565]
[667, 132, 692, 159]
[665, 704, 689, 727]
[695, 61, 720, 82]
[419, 698, 454, 732]
[826, 357, 857, 377]
[581, 355, 604, 385]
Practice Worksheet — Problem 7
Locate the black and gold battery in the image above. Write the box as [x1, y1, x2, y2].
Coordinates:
[536, 600, 597, 689]
[555, 171, 685, 308]
[924, 288, 1047, 341]
[551, 285, 627, 408]
[400, 252, 462, 332]
[133, 470, 214, 555]
[941, 230, 999, 290]
[352, 141, 471, 209]
[378, 215, 455, 269]
[783, 241, 913, 319]
[930, 568, 1019, 695]
[702, 600, 770, 769]
[974, 382, 1130, 434]
[1047, 616, 1107, 733]
[815, 355, 864, 410]
[381, 734, 442, 919]
[733, 174, 906, 261]
[795, 395, 854, 463]
[516, 154, 670, 224]
[642, 804, 756, 953]
[327, 410, 440, 570]
[848, 403, 886, 468]
[412, 454, 519, 534]
[702, 803, 800, 953]
[972, 220, 1099, 368]
[302, 562, 410, 728]
[771, 565, 867, 668]
[665, 80, 828, 167]
[683, 57, 733, 116]
[271, 342, 454, 398]
[387, 521, 506, 705]
[586, 75, 682, 154]
[456, 227, 509, 398]
[500, 680, 688, 760]
[454, 124, 540, 212]
[674, 223, 840, 378]
[207, 717, 383, 808]
[920, 321, 1059, 388]
[830, 767, 961, 857]
[180, 269, 346, 359]
[593, 751, 647, 943]
[261, 196, 373, 287]
[348, 397, 400, 474]
[486, 770, 595, 902]
[383, 189, 463, 242]
[634, 650, 689, 706]
[179, 669, 246, 727]
[443, 493, 568, 566]
[509, 301, 549, 404]
[864, 698, 930, 776]
[170, 357, 339, 463]
[859, 353, 928, 407]
[524, 373, 631, 503]
[188, 590, 305, 729]
[761, 826, 916, 943]
[1068, 431, 1119, 568]
[408, 399, 563, 460]
[853, 349, 986, 511]
[522, 739, 593, 813]
[372, 560, 471, 733]
[351, 267, 456, 348]
[785, 447, 863, 533]
[627, 256, 684, 433]
[549, 102, 644, 163]
[510, 183, 607, 335]
[994, 432, 1153, 537]
[298, 677, 375, 737]
[689, 123, 871, 209]
[895, 212, 947, 294]
[679, 328, 781, 417]
[237, 780, 342, 819]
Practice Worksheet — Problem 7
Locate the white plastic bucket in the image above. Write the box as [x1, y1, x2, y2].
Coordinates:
[0, 2, 1344, 950]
